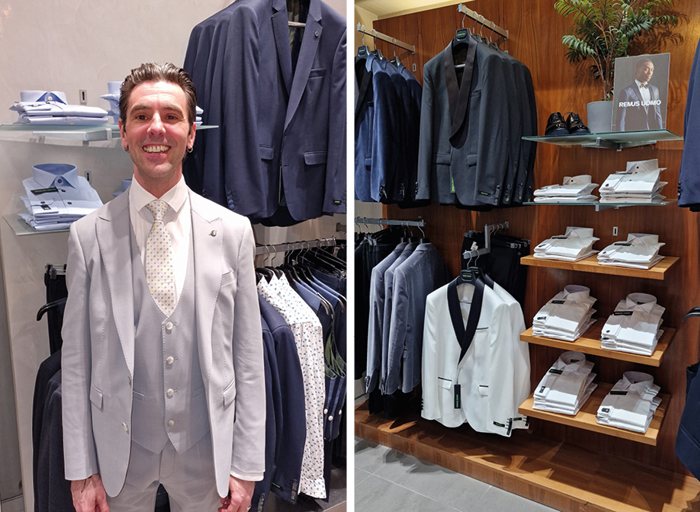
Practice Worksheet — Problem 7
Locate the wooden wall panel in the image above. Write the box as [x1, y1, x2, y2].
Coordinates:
[369, 0, 700, 474]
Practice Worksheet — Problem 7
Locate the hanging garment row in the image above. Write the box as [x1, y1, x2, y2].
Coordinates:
[33, 243, 346, 512]
[183, 0, 347, 226]
[416, 20, 537, 209]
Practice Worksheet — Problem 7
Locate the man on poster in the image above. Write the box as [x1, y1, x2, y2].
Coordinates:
[616, 57, 665, 131]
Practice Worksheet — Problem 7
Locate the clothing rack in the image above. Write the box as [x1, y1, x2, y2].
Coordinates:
[457, 3, 509, 41]
[255, 237, 336, 256]
[356, 23, 416, 54]
[462, 221, 510, 260]
[355, 217, 425, 228]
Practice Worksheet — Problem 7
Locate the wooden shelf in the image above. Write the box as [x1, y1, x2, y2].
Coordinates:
[518, 382, 669, 446]
[520, 319, 674, 367]
[520, 254, 678, 280]
[356, 402, 698, 512]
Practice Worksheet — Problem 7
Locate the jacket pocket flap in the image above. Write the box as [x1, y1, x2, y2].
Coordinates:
[259, 146, 274, 161]
[467, 154, 478, 166]
[433, 153, 451, 165]
[304, 151, 327, 166]
[90, 385, 103, 409]
[438, 377, 453, 390]
[478, 384, 489, 396]
[221, 270, 235, 286]
[223, 379, 236, 407]
[309, 68, 327, 78]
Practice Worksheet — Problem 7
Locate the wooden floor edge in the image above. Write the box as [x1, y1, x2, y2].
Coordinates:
[354, 405, 700, 512]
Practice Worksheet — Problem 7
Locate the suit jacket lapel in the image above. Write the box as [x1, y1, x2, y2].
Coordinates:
[95, 191, 135, 377]
[272, 0, 293, 96]
[355, 55, 374, 118]
[285, 0, 322, 130]
[632, 83, 649, 113]
[190, 191, 223, 384]
[447, 277, 485, 363]
[446, 39, 477, 145]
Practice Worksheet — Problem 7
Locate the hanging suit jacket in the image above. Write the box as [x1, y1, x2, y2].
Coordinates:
[421, 279, 528, 436]
[678, 38, 700, 210]
[184, 0, 347, 225]
[416, 39, 510, 208]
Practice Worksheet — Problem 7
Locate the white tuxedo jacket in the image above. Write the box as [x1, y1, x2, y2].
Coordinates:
[421, 279, 529, 436]
[62, 188, 265, 497]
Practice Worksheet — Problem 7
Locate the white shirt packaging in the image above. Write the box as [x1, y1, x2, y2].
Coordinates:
[533, 175, 599, 203]
[532, 285, 597, 342]
[597, 371, 661, 433]
[597, 233, 665, 269]
[601, 293, 665, 355]
[533, 351, 597, 415]
[534, 227, 599, 262]
[599, 159, 667, 203]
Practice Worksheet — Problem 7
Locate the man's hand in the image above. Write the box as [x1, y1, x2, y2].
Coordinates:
[70, 474, 110, 512]
[218, 475, 255, 512]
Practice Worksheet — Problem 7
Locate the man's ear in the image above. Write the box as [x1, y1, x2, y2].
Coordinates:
[118, 118, 128, 150]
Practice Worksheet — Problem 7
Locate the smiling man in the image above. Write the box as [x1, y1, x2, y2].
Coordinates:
[61, 63, 265, 512]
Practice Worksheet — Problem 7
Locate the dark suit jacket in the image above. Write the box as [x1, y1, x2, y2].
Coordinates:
[679, 38, 700, 210]
[617, 82, 663, 131]
[416, 39, 511, 208]
[184, 0, 346, 225]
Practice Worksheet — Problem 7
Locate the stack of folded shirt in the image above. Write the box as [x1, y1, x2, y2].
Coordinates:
[532, 285, 597, 341]
[596, 371, 662, 433]
[19, 163, 103, 231]
[533, 175, 599, 203]
[534, 226, 599, 262]
[533, 351, 597, 415]
[101, 82, 204, 125]
[10, 90, 109, 125]
[600, 293, 665, 355]
[599, 159, 667, 203]
[597, 233, 665, 269]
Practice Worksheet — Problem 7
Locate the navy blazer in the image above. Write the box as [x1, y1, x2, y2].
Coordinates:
[678, 39, 700, 210]
[616, 82, 663, 131]
[184, 0, 346, 225]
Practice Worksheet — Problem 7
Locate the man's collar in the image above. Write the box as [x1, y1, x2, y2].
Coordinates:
[32, 163, 79, 188]
[130, 174, 188, 217]
[635, 79, 649, 89]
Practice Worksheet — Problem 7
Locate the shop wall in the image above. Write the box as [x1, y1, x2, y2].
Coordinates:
[371, 0, 699, 474]
[0, 0, 346, 509]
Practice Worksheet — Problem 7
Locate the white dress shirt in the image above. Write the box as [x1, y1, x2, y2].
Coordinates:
[597, 371, 661, 433]
[20, 163, 103, 231]
[601, 293, 665, 355]
[597, 233, 665, 269]
[129, 175, 191, 302]
[11, 90, 109, 125]
[533, 351, 597, 415]
[534, 227, 599, 262]
[532, 285, 597, 341]
[533, 175, 599, 203]
[599, 159, 667, 203]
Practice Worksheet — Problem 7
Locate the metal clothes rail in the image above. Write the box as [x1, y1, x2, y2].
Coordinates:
[255, 237, 336, 256]
[462, 221, 510, 260]
[355, 217, 425, 228]
[457, 4, 509, 41]
[356, 23, 416, 54]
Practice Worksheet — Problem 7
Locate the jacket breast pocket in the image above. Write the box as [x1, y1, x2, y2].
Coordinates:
[308, 68, 326, 78]
[223, 379, 236, 408]
[221, 270, 235, 287]
[90, 384, 103, 411]
[304, 151, 328, 168]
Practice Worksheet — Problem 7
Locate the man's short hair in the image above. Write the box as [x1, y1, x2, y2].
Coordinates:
[119, 63, 197, 129]
[636, 58, 654, 71]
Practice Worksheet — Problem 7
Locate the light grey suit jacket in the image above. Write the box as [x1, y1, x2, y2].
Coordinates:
[61, 188, 266, 498]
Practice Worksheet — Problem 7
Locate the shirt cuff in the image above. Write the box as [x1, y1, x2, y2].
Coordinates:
[230, 468, 264, 482]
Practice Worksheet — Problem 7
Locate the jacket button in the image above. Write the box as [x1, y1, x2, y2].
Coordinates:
[167, 389, 174, 398]
[122, 422, 128, 432]
[328, 415, 333, 421]
[168, 420, 175, 427]
[165, 322, 173, 331]
[166, 356, 174, 365]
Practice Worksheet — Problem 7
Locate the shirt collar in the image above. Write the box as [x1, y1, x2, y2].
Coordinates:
[635, 79, 649, 89]
[625, 233, 660, 246]
[624, 293, 657, 313]
[32, 163, 79, 188]
[20, 90, 68, 104]
[562, 175, 592, 186]
[129, 174, 188, 220]
[564, 226, 595, 239]
[561, 285, 591, 303]
[621, 371, 655, 395]
[554, 351, 588, 371]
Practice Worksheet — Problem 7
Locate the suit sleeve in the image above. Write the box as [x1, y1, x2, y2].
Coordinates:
[370, 69, 401, 202]
[617, 88, 629, 131]
[415, 64, 434, 201]
[230, 220, 266, 480]
[384, 269, 408, 394]
[420, 295, 440, 422]
[654, 86, 664, 129]
[323, 29, 347, 215]
[484, 302, 517, 435]
[61, 224, 99, 481]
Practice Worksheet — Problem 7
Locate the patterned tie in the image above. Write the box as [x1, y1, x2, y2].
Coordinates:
[145, 200, 175, 316]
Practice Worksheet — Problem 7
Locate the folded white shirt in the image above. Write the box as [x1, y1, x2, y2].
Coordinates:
[597, 233, 664, 269]
[601, 293, 664, 355]
[534, 226, 599, 262]
[534, 351, 597, 415]
[534, 175, 599, 198]
[534, 195, 598, 203]
[597, 371, 661, 433]
[15, 115, 109, 125]
[600, 159, 667, 203]
[533, 285, 596, 341]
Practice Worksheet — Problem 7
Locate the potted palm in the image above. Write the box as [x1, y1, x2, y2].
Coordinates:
[554, 0, 678, 133]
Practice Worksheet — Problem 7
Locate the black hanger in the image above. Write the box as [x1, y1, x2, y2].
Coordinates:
[36, 297, 67, 321]
[456, 268, 479, 285]
[684, 307, 700, 322]
[356, 45, 370, 63]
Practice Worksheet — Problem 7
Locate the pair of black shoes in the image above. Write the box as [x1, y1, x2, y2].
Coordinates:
[545, 112, 590, 136]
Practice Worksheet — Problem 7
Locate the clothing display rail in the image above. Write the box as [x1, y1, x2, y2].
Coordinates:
[254, 237, 337, 256]
[356, 23, 416, 54]
[462, 221, 510, 260]
[355, 217, 425, 228]
[457, 3, 509, 41]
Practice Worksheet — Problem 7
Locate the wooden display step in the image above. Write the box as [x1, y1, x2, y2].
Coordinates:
[520, 319, 675, 367]
[355, 402, 699, 512]
[518, 382, 669, 446]
[520, 254, 678, 280]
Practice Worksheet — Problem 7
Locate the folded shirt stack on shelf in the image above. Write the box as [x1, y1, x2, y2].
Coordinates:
[600, 293, 665, 356]
[10, 90, 109, 125]
[533, 351, 597, 415]
[596, 371, 662, 433]
[533, 226, 599, 262]
[597, 233, 665, 269]
[19, 163, 103, 231]
[599, 159, 667, 204]
[533, 175, 599, 203]
[532, 285, 597, 341]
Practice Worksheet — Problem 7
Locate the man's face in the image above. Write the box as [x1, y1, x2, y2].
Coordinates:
[636, 61, 654, 84]
[118, 81, 195, 190]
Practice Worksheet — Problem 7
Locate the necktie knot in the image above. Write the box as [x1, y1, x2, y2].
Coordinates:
[146, 200, 169, 223]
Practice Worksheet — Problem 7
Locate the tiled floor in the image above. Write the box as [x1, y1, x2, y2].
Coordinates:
[355, 438, 558, 512]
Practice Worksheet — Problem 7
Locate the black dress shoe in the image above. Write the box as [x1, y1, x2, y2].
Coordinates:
[545, 112, 569, 136]
[565, 112, 590, 134]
